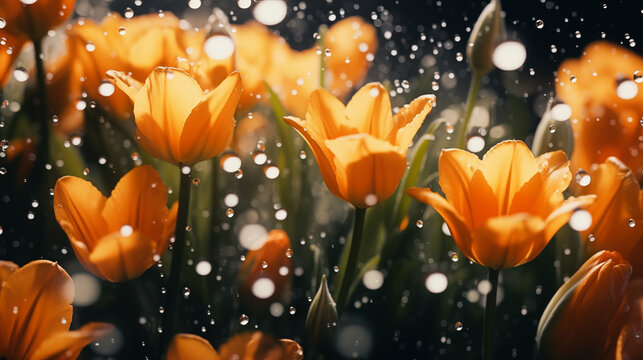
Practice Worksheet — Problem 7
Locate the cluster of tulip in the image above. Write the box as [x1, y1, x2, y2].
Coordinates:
[0, 0, 641, 359]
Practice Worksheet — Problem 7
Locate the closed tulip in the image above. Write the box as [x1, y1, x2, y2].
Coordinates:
[107, 67, 241, 166]
[53, 165, 178, 282]
[537, 250, 632, 360]
[238, 230, 292, 312]
[0, 0, 75, 40]
[556, 41, 643, 182]
[284, 83, 436, 208]
[407, 140, 595, 269]
[166, 332, 303, 360]
[614, 279, 643, 360]
[574, 157, 643, 277]
[0, 260, 113, 360]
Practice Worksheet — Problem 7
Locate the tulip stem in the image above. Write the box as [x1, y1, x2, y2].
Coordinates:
[457, 71, 483, 149]
[32, 38, 50, 169]
[159, 167, 192, 356]
[482, 267, 499, 360]
[335, 207, 367, 314]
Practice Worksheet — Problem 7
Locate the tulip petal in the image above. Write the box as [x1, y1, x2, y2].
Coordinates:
[480, 140, 540, 214]
[438, 148, 483, 226]
[106, 70, 144, 103]
[102, 165, 172, 252]
[283, 115, 342, 198]
[392, 94, 436, 150]
[0, 260, 75, 360]
[508, 172, 547, 217]
[544, 195, 596, 241]
[536, 150, 571, 214]
[89, 230, 155, 282]
[345, 83, 392, 137]
[167, 333, 220, 360]
[305, 88, 353, 139]
[134, 67, 203, 164]
[0, 31, 25, 86]
[279, 339, 304, 360]
[179, 71, 242, 164]
[31, 322, 114, 360]
[406, 188, 476, 262]
[54, 176, 108, 251]
[0, 261, 18, 286]
[219, 332, 285, 360]
[471, 214, 547, 269]
[577, 158, 643, 261]
[325, 134, 406, 207]
[468, 170, 499, 229]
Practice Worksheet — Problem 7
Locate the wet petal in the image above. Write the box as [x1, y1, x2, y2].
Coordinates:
[0, 260, 75, 360]
[89, 230, 155, 282]
[392, 94, 436, 150]
[0, 31, 25, 86]
[179, 71, 242, 164]
[305, 88, 352, 140]
[325, 134, 406, 207]
[480, 140, 540, 214]
[106, 70, 144, 103]
[345, 83, 392, 137]
[535, 150, 571, 214]
[32, 322, 114, 360]
[167, 333, 219, 360]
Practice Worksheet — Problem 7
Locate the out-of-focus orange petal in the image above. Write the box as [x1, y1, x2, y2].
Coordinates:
[538, 250, 632, 360]
[480, 140, 540, 214]
[0, 0, 75, 39]
[325, 134, 406, 208]
[133, 67, 203, 164]
[345, 83, 392, 138]
[0, 31, 25, 87]
[0, 260, 74, 360]
[46, 42, 85, 135]
[218, 332, 287, 360]
[167, 334, 219, 360]
[31, 322, 114, 360]
[470, 214, 547, 269]
[392, 94, 437, 150]
[179, 71, 241, 163]
[437, 148, 483, 225]
[577, 158, 643, 270]
[279, 339, 304, 360]
[406, 188, 476, 262]
[544, 195, 596, 241]
[0, 261, 18, 288]
[615, 279, 643, 359]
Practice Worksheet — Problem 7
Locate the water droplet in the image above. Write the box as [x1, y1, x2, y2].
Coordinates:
[569, 209, 592, 231]
[225, 208, 234, 218]
[324, 48, 331, 56]
[183, 287, 191, 299]
[628, 219, 636, 228]
[13, 67, 29, 82]
[285, 248, 293, 258]
[535, 19, 544, 29]
[83, 168, 90, 176]
[333, 265, 339, 272]
[455, 322, 463, 331]
[234, 170, 243, 179]
[12, 306, 18, 314]
[588, 234, 596, 242]
[0, 167, 6, 175]
[61, 317, 67, 325]
[431, 81, 439, 91]
[569, 75, 577, 83]
[118, 27, 126, 35]
[239, 314, 249, 325]
[416, 220, 423, 228]
[252, 151, 267, 165]
[289, 306, 296, 315]
[124, 7, 134, 18]
[575, 170, 591, 186]
[264, 165, 280, 179]
[220, 153, 241, 173]
[445, 123, 454, 133]
[85, 41, 96, 52]
[159, 307, 165, 314]
[449, 251, 459, 262]
[0, 19, 6, 29]
[548, 125, 556, 133]
[634, 71, 643, 84]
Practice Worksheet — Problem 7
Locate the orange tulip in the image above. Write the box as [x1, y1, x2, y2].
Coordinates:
[407, 140, 596, 269]
[556, 41, 643, 182]
[53, 165, 178, 282]
[537, 251, 632, 360]
[0, 30, 25, 86]
[0, 0, 75, 40]
[614, 279, 643, 360]
[4, 138, 36, 189]
[238, 230, 292, 312]
[234, 16, 377, 117]
[284, 83, 436, 208]
[166, 332, 303, 360]
[68, 12, 233, 118]
[0, 259, 113, 360]
[46, 40, 85, 134]
[574, 157, 643, 276]
[107, 67, 241, 166]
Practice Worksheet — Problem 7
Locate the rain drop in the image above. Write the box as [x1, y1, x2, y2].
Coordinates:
[628, 219, 636, 228]
[535, 19, 544, 29]
[548, 125, 556, 133]
[13, 67, 29, 82]
[124, 7, 134, 18]
[183, 287, 191, 299]
[239, 314, 249, 325]
[289, 306, 296, 315]
[575, 170, 591, 187]
[455, 322, 463, 331]
[85, 41, 96, 52]
[634, 71, 643, 84]
[416, 220, 423, 228]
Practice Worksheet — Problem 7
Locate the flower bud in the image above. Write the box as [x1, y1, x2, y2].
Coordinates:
[306, 274, 338, 347]
[531, 98, 574, 157]
[466, 0, 502, 75]
[237, 230, 293, 313]
[537, 250, 632, 359]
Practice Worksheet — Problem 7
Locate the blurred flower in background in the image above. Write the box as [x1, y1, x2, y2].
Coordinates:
[167, 332, 303, 360]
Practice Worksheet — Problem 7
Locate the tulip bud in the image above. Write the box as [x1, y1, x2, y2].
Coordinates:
[306, 274, 338, 347]
[537, 250, 632, 359]
[466, 0, 503, 75]
[531, 98, 574, 157]
[238, 230, 293, 313]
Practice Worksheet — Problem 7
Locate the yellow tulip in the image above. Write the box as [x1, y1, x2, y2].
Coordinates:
[0, 0, 75, 40]
[284, 83, 436, 208]
[407, 140, 595, 269]
[166, 332, 303, 360]
[0, 260, 113, 360]
[556, 41, 643, 182]
[574, 157, 643, 277]
[53, 165, 178, 282]
[107, 67, 241, 166]
[537, 250, 632, 360]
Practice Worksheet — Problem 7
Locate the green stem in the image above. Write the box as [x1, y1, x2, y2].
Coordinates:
[32, 38, 49, 166]
[482, 268, 499, 360]
[456, 71, 483, 149]
[159, 167, 192, 356]
[335, 207, 367, 314]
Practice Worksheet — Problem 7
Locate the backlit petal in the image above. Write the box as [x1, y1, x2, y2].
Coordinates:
[305, 88, 353, 140]
[89, 231, 155, 282]
[325, 134, 406, 207]
[345, 83, 392, 137]
[179, 71, 241, 164]
[0, 31, 25, 86]
[106, 70, 144, 103]
[438, 148, 483, 226]
[167, 334, 219, 360]
[392, 95, 436, 150]
[544, 195, 596, 241]
[32, 322, 114, 360]
[536, 150, 571, 214]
